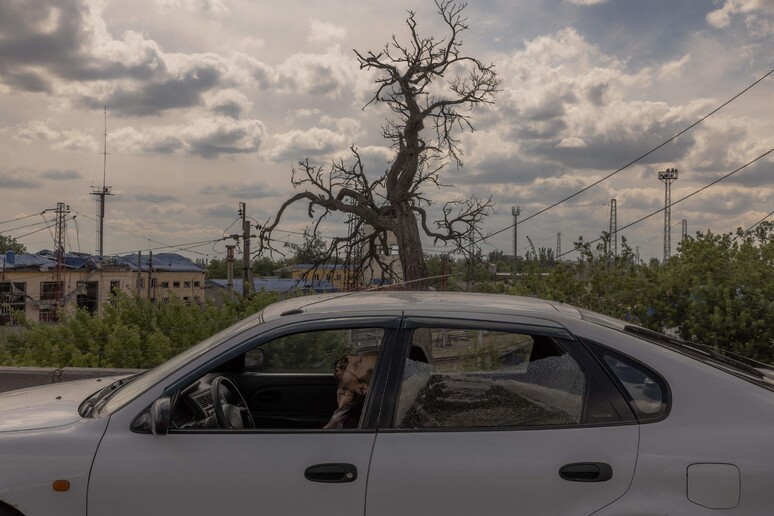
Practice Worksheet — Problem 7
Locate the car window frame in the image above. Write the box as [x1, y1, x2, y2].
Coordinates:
[581, 338, 672, 424]
[375, 316, 636, 432]
[137, 315, 402, 434]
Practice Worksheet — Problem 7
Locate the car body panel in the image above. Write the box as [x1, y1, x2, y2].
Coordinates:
[0, 418, 109, 516]
[88, 423, 376, 516]
[578, 323, 774, 514]
[0, 377, 118, 432]
[367, 425, 639, 516]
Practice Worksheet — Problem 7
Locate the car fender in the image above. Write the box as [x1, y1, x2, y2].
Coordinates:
[0, 418, 109, 516]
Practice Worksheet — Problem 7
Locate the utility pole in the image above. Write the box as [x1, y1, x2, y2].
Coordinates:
[136, 251, 143, 297]
[609, 198, 617, 266]
[658, 168, 678, 264]
[147, 251, 154, 302]
[512, 206, 520, 281]
[90, 106, 113, 257]
[239, 202, 254, 297]
[226, 245, 235, 301]
[53, 202, 69, 313]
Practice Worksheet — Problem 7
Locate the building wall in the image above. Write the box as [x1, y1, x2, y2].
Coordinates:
[290, 266, 353, 291]
[0, 268, 205, 323]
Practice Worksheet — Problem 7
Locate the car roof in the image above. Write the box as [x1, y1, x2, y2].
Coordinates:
[260, 291, 583, 323]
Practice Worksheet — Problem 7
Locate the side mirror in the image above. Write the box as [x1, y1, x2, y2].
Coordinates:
[244, 348, 267, 371]
[150, 397, 171, 436]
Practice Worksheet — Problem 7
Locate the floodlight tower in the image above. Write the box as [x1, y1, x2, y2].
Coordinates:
[658, 168, 679, 264]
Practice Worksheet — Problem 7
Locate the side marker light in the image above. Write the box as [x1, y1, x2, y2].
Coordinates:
[53, 480, 70, 492]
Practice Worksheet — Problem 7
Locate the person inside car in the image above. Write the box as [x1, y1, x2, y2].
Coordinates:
[324, 351, 378, 429]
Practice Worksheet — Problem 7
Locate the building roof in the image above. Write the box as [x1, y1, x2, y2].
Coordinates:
[114, 253, 204, 273]
[0, 251, 202, 273]
[0, 252, 55, 270]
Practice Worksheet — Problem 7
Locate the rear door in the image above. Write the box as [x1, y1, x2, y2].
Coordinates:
[366, 317, 639, 516]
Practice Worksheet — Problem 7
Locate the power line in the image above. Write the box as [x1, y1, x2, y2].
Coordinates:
[0, 212, 44, 226]
[557, 147, 774, 259]
[0, 218, 51, 233]
[741, 208, 774, 235]
[477, 66, 774, 246]
[14, 222, 58, 240]
[111, 237, 231, 256]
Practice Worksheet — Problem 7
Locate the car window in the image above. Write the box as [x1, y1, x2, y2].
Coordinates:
[600, 351, 668, 421]
[394, 328, 590, 429]
[170, 327, 386, 431]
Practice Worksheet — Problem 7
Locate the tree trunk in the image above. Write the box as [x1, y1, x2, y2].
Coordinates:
[394, 206, 428, 290]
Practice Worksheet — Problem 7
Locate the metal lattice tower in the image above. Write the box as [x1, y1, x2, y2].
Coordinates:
[53, 202, 70, 306]
[556, 232, 561, 260]
[658, 168, 679, 264]
[682, 219, 688, 242]
[512, 206, 520, 279]
[608, 199, 617, 261]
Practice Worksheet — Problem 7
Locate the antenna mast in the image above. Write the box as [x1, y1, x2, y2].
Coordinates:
[90, 106, 113, 257]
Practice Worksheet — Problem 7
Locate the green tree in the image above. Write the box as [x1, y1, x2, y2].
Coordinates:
[0, 290, 279, 368]
[0, 235, 25, 254]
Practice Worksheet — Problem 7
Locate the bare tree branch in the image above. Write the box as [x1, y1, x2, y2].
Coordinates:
[261, 1, 499, 290]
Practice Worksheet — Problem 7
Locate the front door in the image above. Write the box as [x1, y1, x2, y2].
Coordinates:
[89, 325, 392, 516]
[89, 430, 375, 515]
[366, 323, 639, 516]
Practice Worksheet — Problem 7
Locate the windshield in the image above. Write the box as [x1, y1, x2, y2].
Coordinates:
[97, 311, 264, 416]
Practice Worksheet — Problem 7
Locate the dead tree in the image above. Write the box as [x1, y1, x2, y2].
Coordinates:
[259, 1, 500, 290]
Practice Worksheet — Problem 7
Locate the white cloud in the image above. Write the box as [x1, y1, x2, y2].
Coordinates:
[308, 20, 347, 43]
[153, 0, 229, 17]
[269, 126, 355, 162]
[564, 0, 608, 4]
[109, 116, 267, 158]
[707, 0, 774, 29]
[10, 120, 98, 152]
[277, 45, 362, 98]
[204, 89, 253, 118]
[658, 54, 692, 80]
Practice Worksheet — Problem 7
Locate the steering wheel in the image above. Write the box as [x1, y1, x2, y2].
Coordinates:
[211, 376, 256, 429]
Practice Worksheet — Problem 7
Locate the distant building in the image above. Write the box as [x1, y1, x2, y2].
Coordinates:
[285, 264, 354, 291]
[0, 251, 204, 324]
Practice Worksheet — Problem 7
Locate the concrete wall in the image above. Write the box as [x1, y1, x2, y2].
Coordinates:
[0, 366, 144, 393]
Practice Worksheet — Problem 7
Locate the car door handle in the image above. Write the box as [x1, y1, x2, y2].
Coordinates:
[559, 462, 613, 482]
[305, 463, 358, 483]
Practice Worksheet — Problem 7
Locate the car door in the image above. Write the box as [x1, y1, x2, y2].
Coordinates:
[366, 317, 639, 516]
[88, 321, 397, 516]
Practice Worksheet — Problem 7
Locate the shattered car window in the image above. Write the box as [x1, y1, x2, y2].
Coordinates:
[395, 329, 587, 429]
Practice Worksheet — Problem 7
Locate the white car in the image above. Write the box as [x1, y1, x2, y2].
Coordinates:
[2, 292, 774, 515]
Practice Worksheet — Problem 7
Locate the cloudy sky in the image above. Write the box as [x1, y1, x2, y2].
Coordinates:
[1, 0, 773, 264]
